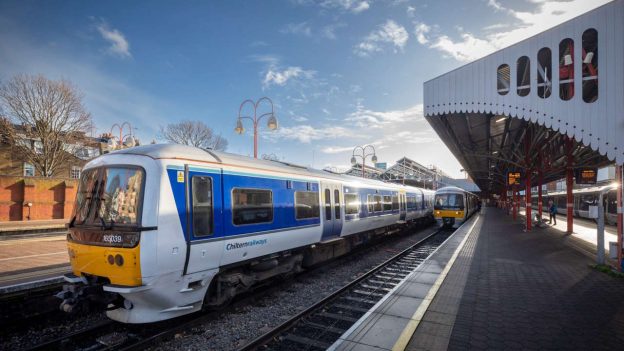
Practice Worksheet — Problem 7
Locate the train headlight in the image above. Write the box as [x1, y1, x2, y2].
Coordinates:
[115, 254, 124, 266]
[107, 254, 115, 265]
[456, 211, 459, 215]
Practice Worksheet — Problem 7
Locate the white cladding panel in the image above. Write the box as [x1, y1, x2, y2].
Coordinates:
[424, 0, 624, 164]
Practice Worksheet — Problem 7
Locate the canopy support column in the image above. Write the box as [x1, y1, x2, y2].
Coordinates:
[513, 185, 517, 221]
[566, 137, 574, 234]
[618, 165, 623, 271]
[525, 132, 532, 231]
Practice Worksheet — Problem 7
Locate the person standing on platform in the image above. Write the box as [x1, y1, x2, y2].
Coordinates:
[548, 199, 557, 225]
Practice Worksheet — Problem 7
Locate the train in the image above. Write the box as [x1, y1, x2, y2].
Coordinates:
[433, 186, 480, 228]
[57, 144, 436, 323]
[530, 185, 618, 225]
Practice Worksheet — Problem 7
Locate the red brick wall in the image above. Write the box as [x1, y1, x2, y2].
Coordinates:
[0, 176, 78, 221]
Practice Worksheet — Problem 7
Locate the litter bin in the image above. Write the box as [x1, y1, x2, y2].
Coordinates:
[609, 241, 618, 260]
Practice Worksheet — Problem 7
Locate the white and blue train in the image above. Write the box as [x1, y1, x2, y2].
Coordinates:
[59, 144, 434, 323]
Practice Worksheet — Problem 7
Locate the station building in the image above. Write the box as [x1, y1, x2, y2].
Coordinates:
[423, 0, 624, 268]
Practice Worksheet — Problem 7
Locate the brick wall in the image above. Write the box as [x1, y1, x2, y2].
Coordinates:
[0, 176, 78, 221]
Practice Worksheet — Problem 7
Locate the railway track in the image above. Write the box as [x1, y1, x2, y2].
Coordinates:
[239, 228, 453, 351]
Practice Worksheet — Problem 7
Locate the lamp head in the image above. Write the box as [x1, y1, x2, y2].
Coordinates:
[123, 136, 136, 148]
[350, 156, 357, 165]
[107, 138, 118, 150]
[267, 115, 278, 130]
[371, 155, 378, 163]
[235, 119, 245, 134]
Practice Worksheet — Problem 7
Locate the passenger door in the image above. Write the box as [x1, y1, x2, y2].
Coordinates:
[399, 193, 407, 222]
[321, 182, 343, 240]
[184, 165, 224, 275]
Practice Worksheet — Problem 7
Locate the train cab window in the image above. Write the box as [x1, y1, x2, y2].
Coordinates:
[383, 195, 392, 211]
[345, 193, 360, 215]
[434, 193, 464, 210]
[334, 190, 341, 220]
[232, 188, 273, 225]
[559, 38, 574, 100]
[517, 56, 530, 96]
[192, 176, 213, 237]
[324, 189, 332, 220]
[392, 196, 399, 211]
[582, 28, 598, 103]
[537, 47, 552, 98]
[497, 64, 510, 95]
[295, 191, 320, 220]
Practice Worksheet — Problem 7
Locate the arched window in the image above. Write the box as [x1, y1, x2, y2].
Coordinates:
[497, 64, 510, 95]
[559, 38, 574, 100]
[517, 56, 530, 96]
[537, 47, 552, 98]
[582, 28, 598, 103]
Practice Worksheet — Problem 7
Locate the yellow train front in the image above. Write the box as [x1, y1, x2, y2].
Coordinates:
[434, 186, 479, 228]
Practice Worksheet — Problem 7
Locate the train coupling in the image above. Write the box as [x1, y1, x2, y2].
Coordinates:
[56, 273, 121, 313]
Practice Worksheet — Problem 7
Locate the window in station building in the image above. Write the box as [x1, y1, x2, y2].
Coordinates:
[497, 64, 510, 95]
[516, 56, 530, 96]
[559, 38, 575, 100]
[70, 166, 81, 179]
[582, 28, 598, 103]
[23, 162, 35, 177]
[537, 47, 552, 98]
[232, 188, 273, 225]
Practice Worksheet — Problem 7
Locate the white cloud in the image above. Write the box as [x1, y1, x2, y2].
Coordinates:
[267, 125, 350, 143]
[407, 6, 416, 17]
[96, 22, 131, 58]
[414, 22, 430, 44]
[347, 103, 424, 127]
[319, 0, 371, 14]
[322, 145, 356, 154]
[419, 0, 610, 62]
[322, 23, 346, 40]
[281, 22, 312, 36]
[263, 66, 316, 88]
[355, 20, 409, 57]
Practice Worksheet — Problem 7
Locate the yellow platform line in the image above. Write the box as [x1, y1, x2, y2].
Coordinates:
[392, 214, 481, 351]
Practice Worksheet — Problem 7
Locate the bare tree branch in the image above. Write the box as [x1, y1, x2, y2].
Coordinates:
[0, 74, 92, 177]
[159, 120, 228, 151]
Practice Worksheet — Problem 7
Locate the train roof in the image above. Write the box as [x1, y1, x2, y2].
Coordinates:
[435, 186, 478, 197]
[103, 144, 432, 194]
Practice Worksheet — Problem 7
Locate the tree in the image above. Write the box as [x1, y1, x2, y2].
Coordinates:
[159, 120, 228, 151]
[0, 74, 93, 177]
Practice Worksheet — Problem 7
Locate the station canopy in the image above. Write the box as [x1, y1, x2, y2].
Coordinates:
[423, 0, 624, 195]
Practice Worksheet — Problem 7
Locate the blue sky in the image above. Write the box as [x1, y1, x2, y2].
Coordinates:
[0, 0, 610, 177]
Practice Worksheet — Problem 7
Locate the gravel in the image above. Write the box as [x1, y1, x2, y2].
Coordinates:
[151, 225, 437, 351]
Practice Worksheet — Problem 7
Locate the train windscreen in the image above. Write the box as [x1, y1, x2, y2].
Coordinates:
[73, 166, 145, 227]
[434, 193, 464, 210]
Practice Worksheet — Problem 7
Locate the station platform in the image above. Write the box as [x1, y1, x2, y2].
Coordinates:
[0, 219, 67, 237]
[330, 208, 624, 350]
[0, 233, 69, 293]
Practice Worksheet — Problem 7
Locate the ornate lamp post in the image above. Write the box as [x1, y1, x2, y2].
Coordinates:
[235, 97, 278, 159]
[351, 145, 377, 178]
[108, 122, 135, 150]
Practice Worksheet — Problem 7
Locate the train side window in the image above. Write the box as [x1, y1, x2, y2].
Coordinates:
[334, 189, 341, 220]
[345, 193, 360, 215]
[295, 191, 320, 220]
[537, 47, 552, 98]
[497, 64, 510, 95]
[383, 195, 392, 211]
[367, 195, 374, 213]
[608, 193, 617, 215]
[232, 188, 273, 225]
[559, 38, 574, 100]
[582, 28, 598, 103]
[392, 196, 399, 211]
[324, 189, 332, 220]
[192, 176, 213, 237]
[406, 196, 415, 210]
[374, 195, 383, 212]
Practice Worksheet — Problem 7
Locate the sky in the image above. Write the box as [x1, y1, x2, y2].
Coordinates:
[0, 0, 611, 178]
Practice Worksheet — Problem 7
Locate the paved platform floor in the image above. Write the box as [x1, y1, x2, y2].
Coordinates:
[406, 207, 624, 350]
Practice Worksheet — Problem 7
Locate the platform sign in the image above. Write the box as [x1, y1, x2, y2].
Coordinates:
[507, 171, 522, 186]
[575, 167, 597, 185]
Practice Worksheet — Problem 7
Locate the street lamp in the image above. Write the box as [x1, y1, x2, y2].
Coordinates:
[235, 97, 278, 158]
[108, 122, 135, 151]
[351, 145, 377, 178]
